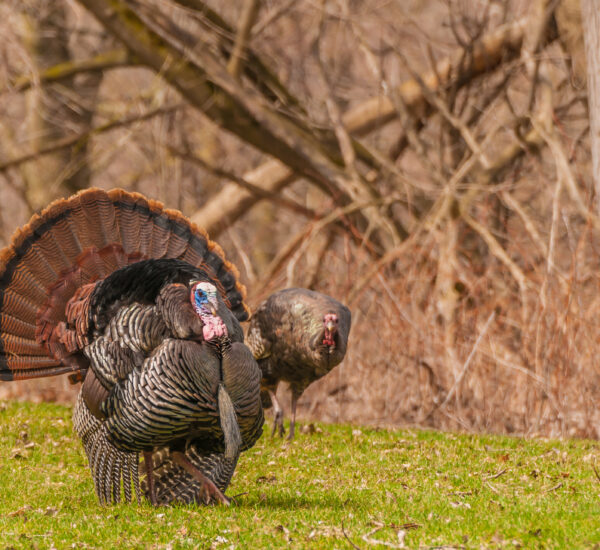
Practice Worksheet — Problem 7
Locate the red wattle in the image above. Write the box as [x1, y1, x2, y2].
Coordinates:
[202, 316, 227, 340]
[323, 330, 335, 347]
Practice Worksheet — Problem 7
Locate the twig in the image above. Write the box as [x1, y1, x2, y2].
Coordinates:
[394, 48, 491, 169]
[228, 491, 248, 506]
[347, 228, 423, 305]
[0, 104, 182, 174]
[313, 8, 403, 247]
[6, 48, 133, 93]
[107, 0, 394, 253]
[535, 119, 597, 229]
[171, 0, 304, 112]
[387, 85, 445, 186]
[460, 212, 529, 293]
[543, 482, 563, 493]
[341, 520, 362, 550]
[252, 0, 295, 37]
[485, 468, 507, 480]
[169, 147, 316, 218]
[349, 130, 494, 305]
[522, 0, 558, 111]
[438, 311, 496, 410]
[226, 228, 257, 284]
[256, 197, 406, 296]
[542, 129, 564, 308]
[482, 345, 561, 415]
[227, 0, 261, 78]
[500, 191, 548, 255]
[347, 119, 543, 305]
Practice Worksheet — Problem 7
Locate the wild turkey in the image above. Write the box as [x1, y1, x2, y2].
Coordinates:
[139, 287, 352, 505]
[246, 288, 351, 440]
[0, 188, 264, 506]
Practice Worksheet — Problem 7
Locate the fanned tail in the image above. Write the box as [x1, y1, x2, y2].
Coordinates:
[0, 188, 250, 381]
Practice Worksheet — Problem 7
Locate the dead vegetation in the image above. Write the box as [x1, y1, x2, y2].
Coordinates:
[0, 0, 598, 439]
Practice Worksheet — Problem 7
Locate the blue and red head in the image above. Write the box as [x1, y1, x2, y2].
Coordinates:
[190, 281, 227, 341]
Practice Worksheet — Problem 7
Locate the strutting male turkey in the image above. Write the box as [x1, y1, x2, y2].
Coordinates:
[0, 188, 263, 506]
[247, 288, 351, 440]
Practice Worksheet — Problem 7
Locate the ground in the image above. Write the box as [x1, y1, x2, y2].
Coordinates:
[0, 401, 599, 549]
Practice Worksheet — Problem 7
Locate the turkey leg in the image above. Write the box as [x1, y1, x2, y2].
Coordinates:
[171, 451, 230, 505]
[143, 451, 158, 506]
[287, 391, 300, 441]
[269, 389, 285, 438]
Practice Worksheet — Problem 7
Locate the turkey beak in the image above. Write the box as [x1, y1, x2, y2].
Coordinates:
[326, 320, 335, 333]
[210, 305, 217, 316]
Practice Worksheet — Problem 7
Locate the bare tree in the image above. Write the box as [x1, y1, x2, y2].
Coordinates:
[582, 0, 600, 210]
[1, 0, 600, 438]
[11, 3, 104, 210]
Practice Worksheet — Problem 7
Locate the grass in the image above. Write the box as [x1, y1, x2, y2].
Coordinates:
[0, 401, 599, 549]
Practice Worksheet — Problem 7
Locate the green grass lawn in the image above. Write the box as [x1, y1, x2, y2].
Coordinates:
[0, 401, 599, 549]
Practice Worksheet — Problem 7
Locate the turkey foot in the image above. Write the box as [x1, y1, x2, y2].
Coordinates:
[171, 451, 230, 506]
[269, 389, 285, 438]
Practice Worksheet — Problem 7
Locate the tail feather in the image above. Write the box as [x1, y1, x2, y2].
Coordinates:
[178, 234, 208, 268]
[2, 266, 47, 302]
[65, 196, 98, 252]
[163, 209, 191, 259]
[122, 456, 132, 504]
[2, 290, 39, 323]
[1, 334, 45, 355]
[44, 210, 83, 259]
[147, 211, 172, 260]
[0, 357, 62, 381]
[0, 187, 250, 381]
[114, 195, 143, 256]
[79, 188, 120, 247]
[0, 312, 35, 338]
[32, 231, 71, 278]
[97, 243, 128, 275]
[21, 245, 59, 288]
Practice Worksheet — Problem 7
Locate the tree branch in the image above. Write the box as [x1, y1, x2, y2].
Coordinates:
[170, 0, 304, 113]
[76, 0, 401, 252]
[168, 147, 315, 218]
[227, 0, 261, 78]
[193, 17, 540, 237]
[7, 48, 134, 93]
[0, 104, 181, 173]
[343, 18, 530, 135]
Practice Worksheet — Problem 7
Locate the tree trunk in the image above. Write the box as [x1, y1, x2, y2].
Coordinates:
[581, 0, 600, 210]
[20, 3, 102, 210]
